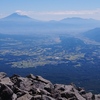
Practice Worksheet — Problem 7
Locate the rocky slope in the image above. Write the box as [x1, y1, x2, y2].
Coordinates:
[0, 72, 100, 100]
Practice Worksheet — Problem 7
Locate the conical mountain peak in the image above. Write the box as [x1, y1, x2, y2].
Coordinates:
[7, 13, 30, 18]
[1, 13, 33, 21]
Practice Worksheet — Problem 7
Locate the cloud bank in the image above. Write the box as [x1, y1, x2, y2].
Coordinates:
[16, 9, 100, 15]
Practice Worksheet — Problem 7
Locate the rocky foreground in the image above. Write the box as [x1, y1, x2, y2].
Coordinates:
[0, 72, 100, 100]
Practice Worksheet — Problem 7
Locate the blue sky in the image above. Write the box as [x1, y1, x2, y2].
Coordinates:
[0, 0, 100, 20]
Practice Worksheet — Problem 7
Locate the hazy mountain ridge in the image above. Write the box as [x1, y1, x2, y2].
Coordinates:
[0, 13, 100, 34]
[60, 17, 99, 24]
[82, 28, 100, 42]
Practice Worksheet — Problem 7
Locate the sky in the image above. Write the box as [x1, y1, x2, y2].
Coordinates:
[0, 0, 100, 21]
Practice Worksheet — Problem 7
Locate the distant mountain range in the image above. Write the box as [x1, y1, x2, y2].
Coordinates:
[60, 17, 100, 24]
[0, 13, 100, 34]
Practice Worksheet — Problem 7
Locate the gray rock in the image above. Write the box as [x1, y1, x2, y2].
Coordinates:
[52, 92, 61, 99]
[13, 86, 28, 98]
[84, 92, 94, 100]
[73, 88, 86, 100]
[17, 93, 33, 100]
[19, 77, 33, 91]
[36, 76, 51, 84]
[31, 95, 41, 100]
[0, 72, 6, 79]
[54, 84, 66, 95]
[61, 91, 75, 99]
[42, 95, 56, 100]
[32, 81, 46, 90]
[44, 83, 54, 93]
[57, 97, 68, 100]
[26, 74, 36, 80]
[12, 93, 17, 100]
[0, 83, 13, 100]
[40, 89, 51, 95]
[79, 89, 86, 95]
[10, 74, 21, 87]
[95, 94, 100, 100]
[54, 84, 73, 93]
[30, 88, 41, 95]
[0, 77, 13, 86]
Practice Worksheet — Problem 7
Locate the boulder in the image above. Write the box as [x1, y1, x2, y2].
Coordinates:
[31, 95, 41, 100]
[32, 81, 46, 90]
[19, 77, 33, 91]
[61, 91, 75, 99]
[26, 74, 36, 80]
[95, 94, 100, 100]
[44, 83, 54, 93]
[79, 89, 86, 95]
[30, 88, 41, 95]
[57, 97, 68, 100]
[73, 88, 86, 100]
[0, 83, 13, 100]
[17, 93, 33, 100]
[12, 93, 17, 100]
[10, 74, 21, 87]
[13, 86, 28, 97]
[36, 76, 51, 84]
[40, 89, 51, 95]
[0, 77, 13, 86]
[85, 92, 95, 100]
[0, 72, 6, 79]
[42, 95, 56, 100]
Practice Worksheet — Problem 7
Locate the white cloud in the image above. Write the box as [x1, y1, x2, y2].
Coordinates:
[15, 9, 100, 15]
[15, 10, 30, 15]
